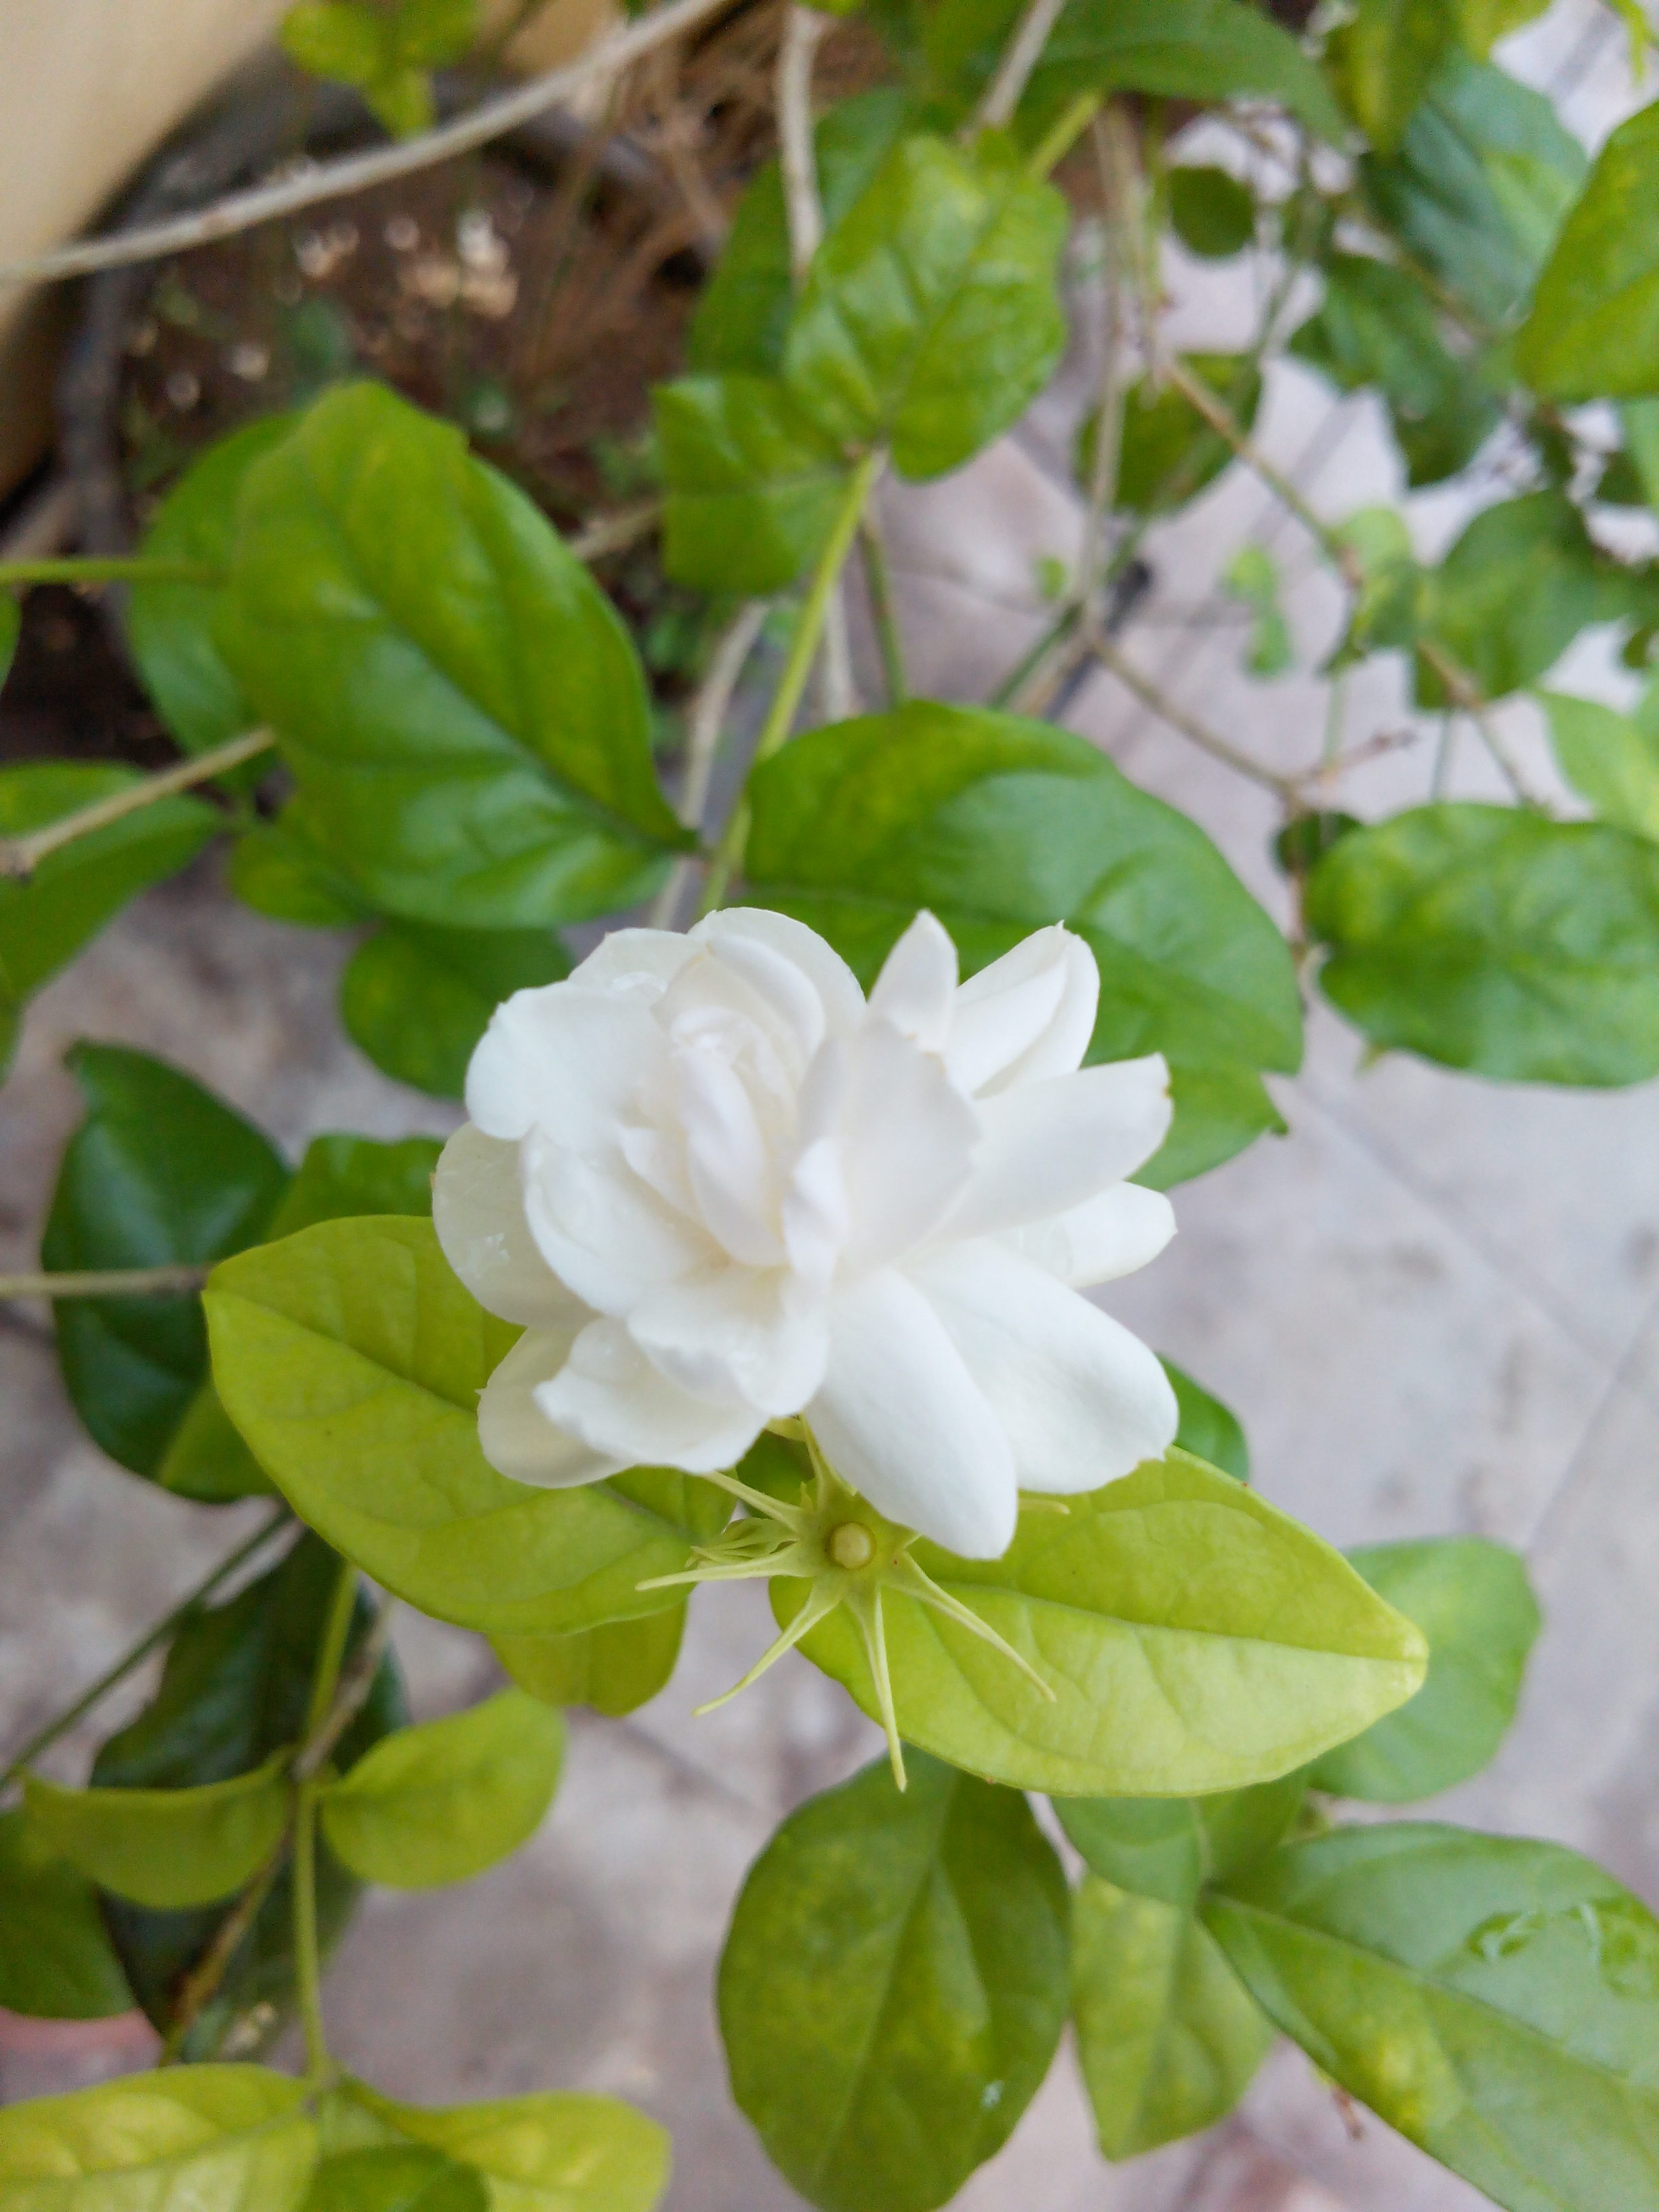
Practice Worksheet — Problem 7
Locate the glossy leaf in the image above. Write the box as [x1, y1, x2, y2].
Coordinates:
[1416, 492, 1605, 704]
[1541, 687, 1659, 842]
[204, 1215, 730, 1633]
[343, 2083, 670, 2212]
[1329, 0, 1457, 154]
[1071, 1877, 1271, 2159]
[1364, 54, 1585, 329]
[719, 1753, 1069, 2212]
[1206, 1824, 1659, 2211]
[782, 1452, 1427, 1797]
[304, 2144, 487, 2212]
[655, 377, 850, 595]
[688, 89, 910, 377]
[493, 1609, 685, 1717]
[1054, 1770, 1306, 1909]
[781, 135, 1067, 482]
[0, 1808, 134, 2020]
[218, 382, 685, 929]
[1162, 1360, 1249, 1483]
[1094, 353, 1262, 516]
[1307, 804, 1659, 1085]
[92, 1530, 404, 2060]
[0, 2066, 316, 2212]
[0, 764, 217, 1074]
[318, 1689, 565, 1889]
[1309, 1538, 1540, 1801]
[24, 1750, 291, 1908]
[1168, 167, 1255, 259]
[744, 701, 1303, 1185]
[1518, 98, 1659, 400]
[342, 922, 569, 1099]
[229, 818, 369, 927]
[127, 415, 295, 764]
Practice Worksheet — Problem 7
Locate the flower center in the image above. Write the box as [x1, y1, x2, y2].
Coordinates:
[827, 1521, 876, 1570]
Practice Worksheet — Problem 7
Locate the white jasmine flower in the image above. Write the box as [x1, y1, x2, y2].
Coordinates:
[433, 908, 1178, 1560]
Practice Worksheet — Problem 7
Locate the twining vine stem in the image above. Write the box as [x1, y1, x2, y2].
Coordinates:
[0, 1263, 211, 1300]
[0, 729, 275, 880]
[649, 598, 771, 928]
[971, 0, 1072, 134]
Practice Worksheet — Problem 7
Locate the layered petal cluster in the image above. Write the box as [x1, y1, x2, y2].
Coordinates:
[434, 908, 1179, 1558]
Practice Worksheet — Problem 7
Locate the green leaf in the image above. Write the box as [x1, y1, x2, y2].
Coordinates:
[783, 1452, 1427, 1797]
[1456, 0, 1550, 58]
[1364, 52, 1586, 329]
[229, 818, 369, 927]
[281, 1, 390, 85]
[0, 2066, 316, 2212]
[317, 1688, 565, 1889]
[218, 382, 687, 930]
[1309, 1538, 1540, 1801]
[1329, 506, 1424, 660]
[1307, 804, 1659, 1084]
[127, 415, 297, 766]
[1541, 687, 1659, 842]
[1223, 546, 1293, 676]
[0, 592, 19, 689]
[24, 1750, 291, 1909]
[1162, 1359, 1249, 1482]
[0, 765, 217, 1074]
[781, 135, 1067, 482]
[1288, 255, 1497, 489]
[1019, 0, 1347, 150]
[1054, 1771, 1307, 1908]
[1071, 1877, 1272, 2158]
[342, 922, 570, 1099]
[306, 2144, 487, 2212]
[43, 1045, 289, 1483]
[204, 1215, 730, 1633]
[744, 701, 1303, 1187]
[0, 1808, 134, 2020]
[1329, 0, 1457, 154]
[719, 1753, 1069, 2212]
[1168, 166, 1256, 258]
[92, 1530, 405, 2060]
[1416, 491, 1603, 704]
[1205, 1824, 1659, 2212]
[1094, 353, 1262, 516]
[655, 377, 850, 595]
[394, 0, 478, 68]
[342, 2083, 669, 2212]
[1620, 398, 1659, 508]
[493, 1610, 684, 1717]
[688, 90, 910, 377]
[1518, 98, 1659, 399]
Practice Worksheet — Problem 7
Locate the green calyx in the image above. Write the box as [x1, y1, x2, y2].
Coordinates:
[637, 1425, 1054, 1788]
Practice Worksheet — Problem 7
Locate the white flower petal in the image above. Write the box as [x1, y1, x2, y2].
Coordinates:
[1002, 1182, 1176, 1287]
[466, 983, 664, 1144]
[943, 1054, 1172, 1242]
[867, 911, 958, 1050]
[947, 926, 1099, 1095]
[631, 1269, 828, 1416]
[670, 1021, 787, 1267]
[841, 1017, 979, 1273]
[691, 907, 865, 1040]
[520, 1127, 717, 1316]
[433, 1126, 592, 1329]
[911, 1241, 1177, 1494]
[781, 1038, 851, 1286]
[537, 1316, 763, 1472]
[477, 1328, 628, 1487]
[808, 1269, 1017, 1558]
[570, 927, 698, 998]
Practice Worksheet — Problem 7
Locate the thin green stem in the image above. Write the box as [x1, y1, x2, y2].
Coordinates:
[1, 1508, 289, 1791]
[291, 1784, 329, 2083]
[0, 727, 274, 880]
[304, 1558, 359, 1740]
[0, 556, 219, 588]
[159, 1835, 289, 2062]
[859, 515, 907, 707]
[1025, 91, 1101, 178]
[0, 1263, 210, 1300]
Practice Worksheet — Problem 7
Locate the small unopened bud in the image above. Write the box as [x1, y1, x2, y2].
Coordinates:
[829, 1522, 876, 1570]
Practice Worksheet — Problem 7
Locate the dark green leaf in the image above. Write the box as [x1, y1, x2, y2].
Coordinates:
[1168, 167, 1256, 258]
[127, 415, 296, 767]
[719, 1753, 1069, 2212]
[1540, 686, 1659, 842]
[229, 818, 370, 927]
[205, 1215, 730, 1633]
[1309, 1538, 1540, 1801]
[218, 382, 686, 928]
[1054, 1771, 1306, 1908]
[1308, 804, 1659, 1084]
[341, 921, 569, 1099]
[656, 376, 850, 594]
[1206, 1824, 1659, 2211]
[1094, 353, 1262, 516]
[0, 593, 19, 690]
[744, 701, 1302, 1185]
[492, 1609, 684, 1717]
[1329, 0, 1457, 154]
[0, 1807, 135, 2020]
[1072, 1877, 1271, 2158]
[305, 2144, 487, 2212]
[1161, 1358, 1249, 1481]
[43, 1046, 288, 1482]
[688, 90, 911, 377]
[1518, 97, 1659, 399]
[1416, 491, 1603, 703]
[0, 766, 218, 1076]
[781, 136, 1067, 481]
